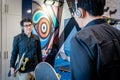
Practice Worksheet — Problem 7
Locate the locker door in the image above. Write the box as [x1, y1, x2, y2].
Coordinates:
[1, 0, 21, 80]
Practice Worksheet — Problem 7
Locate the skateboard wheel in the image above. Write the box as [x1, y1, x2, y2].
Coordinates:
[21, 67, 25, 71]
[25, 58, 29, 62]
[57, 73, 61, 79]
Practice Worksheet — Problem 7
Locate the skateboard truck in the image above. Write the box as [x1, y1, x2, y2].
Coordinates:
[21, 58, 29, 71]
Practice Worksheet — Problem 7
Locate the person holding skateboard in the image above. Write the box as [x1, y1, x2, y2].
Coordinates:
[10, 18, 42, 80]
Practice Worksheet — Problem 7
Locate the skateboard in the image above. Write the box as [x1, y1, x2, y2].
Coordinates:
[8, 52, 29, 77]
[34, 62, 60, 80]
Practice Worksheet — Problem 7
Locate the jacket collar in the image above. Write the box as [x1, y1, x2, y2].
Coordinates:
[84, 18, 107, 28]
[22, 32, 33, 38]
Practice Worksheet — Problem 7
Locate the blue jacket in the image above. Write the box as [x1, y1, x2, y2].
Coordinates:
[70, 19, 120, 80]
[10, 32, 42, 73]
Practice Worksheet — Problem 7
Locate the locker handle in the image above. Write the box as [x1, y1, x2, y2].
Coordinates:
[4, 4, 7, 13]
[0, 51, 1, 57]
[6, 51, 8, 59]
[4, 51, 8, 59]
[4, 51, 6, 59]
[6, 4, 9, 13]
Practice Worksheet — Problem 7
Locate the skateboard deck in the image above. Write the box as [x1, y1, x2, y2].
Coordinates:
[35, 62, 60, 80]
[8, 52, 29, 77]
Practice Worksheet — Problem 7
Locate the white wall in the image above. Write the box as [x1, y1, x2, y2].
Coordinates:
[104, 0, 120, 18]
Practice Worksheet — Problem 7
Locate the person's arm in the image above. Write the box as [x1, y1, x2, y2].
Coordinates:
[10, 36, 19, 74]
[70, 36, 96, 80]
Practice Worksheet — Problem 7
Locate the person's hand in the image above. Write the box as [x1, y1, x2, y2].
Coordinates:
[10, 67, 15, 76]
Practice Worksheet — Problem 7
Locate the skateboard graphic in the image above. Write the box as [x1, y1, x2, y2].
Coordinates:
[8, 52, 29, 77]
[59, 66, 70, 72]
[35, 62, 60, 80]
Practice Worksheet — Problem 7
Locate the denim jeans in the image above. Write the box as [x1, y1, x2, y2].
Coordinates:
[17, 72, 34, 80]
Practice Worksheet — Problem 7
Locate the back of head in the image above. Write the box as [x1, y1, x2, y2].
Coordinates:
[77, 0, 106, 16]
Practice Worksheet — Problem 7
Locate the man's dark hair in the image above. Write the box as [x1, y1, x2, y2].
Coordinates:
[77, 0, 106, 16]
[20, 18, 33, 27]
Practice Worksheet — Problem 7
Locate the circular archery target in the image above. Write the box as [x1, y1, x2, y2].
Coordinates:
[32, 1, 59, 50]
[38, 18, 51, 39]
